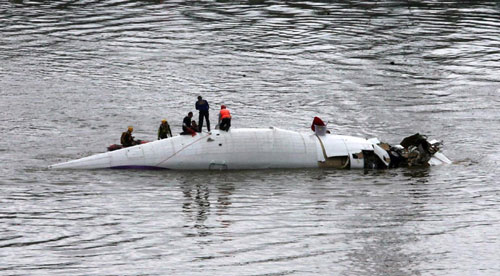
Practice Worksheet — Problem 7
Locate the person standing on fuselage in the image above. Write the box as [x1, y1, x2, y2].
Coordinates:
[195, 96, 210, 132]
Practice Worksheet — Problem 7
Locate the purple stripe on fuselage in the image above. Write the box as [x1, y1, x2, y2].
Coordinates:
[110, 165, 168, 170]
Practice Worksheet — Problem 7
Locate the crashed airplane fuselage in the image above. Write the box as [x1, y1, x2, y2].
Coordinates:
[49, 127, 451, 170]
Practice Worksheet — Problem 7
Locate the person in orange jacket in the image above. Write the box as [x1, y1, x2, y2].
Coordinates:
[218, 105, 231, 131]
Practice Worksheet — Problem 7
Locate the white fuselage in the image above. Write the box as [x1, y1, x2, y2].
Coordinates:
[49, 128, 451, 170]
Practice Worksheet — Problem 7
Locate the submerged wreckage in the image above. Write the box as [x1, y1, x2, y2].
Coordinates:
[49, 119, 451, 170]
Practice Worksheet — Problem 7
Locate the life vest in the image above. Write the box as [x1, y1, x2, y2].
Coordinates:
[220, 109, 231, 119]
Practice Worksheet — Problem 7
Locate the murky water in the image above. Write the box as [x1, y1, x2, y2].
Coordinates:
[1, 1, 500, 275]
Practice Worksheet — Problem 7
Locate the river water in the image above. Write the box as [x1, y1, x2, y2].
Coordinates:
[1, 1, 500, 275]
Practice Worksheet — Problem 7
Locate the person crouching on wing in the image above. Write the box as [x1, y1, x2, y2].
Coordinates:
[218, 105, 231, 131]
[182, 112, 197, 137]
[158, 119, 173, 140]
[121, 126, 136, 147]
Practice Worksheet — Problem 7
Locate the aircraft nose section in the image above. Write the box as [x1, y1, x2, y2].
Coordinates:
[49, 154, 112, 169]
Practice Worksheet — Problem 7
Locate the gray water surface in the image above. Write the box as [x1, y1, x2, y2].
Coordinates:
[1, 1, 500, 275]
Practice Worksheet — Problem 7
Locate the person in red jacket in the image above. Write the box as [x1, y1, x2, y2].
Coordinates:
[311, 116, 325, 131]
[311, 116, 331, 135]
[218, 105, 231, 131]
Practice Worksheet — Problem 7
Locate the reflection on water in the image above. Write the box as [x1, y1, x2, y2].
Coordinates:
[215, 182, 235, 229]
[1, 0, 500, 275]
[180, 173, 237, 237]
[403, 168, 430, 180]
[182, 181, 211, 236]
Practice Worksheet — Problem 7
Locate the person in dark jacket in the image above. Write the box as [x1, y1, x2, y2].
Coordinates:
[121, 126, 136, 147]
[182, 112, 197, 137]
[195, 96, 210, 132]
[158, 119, 173, 140]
